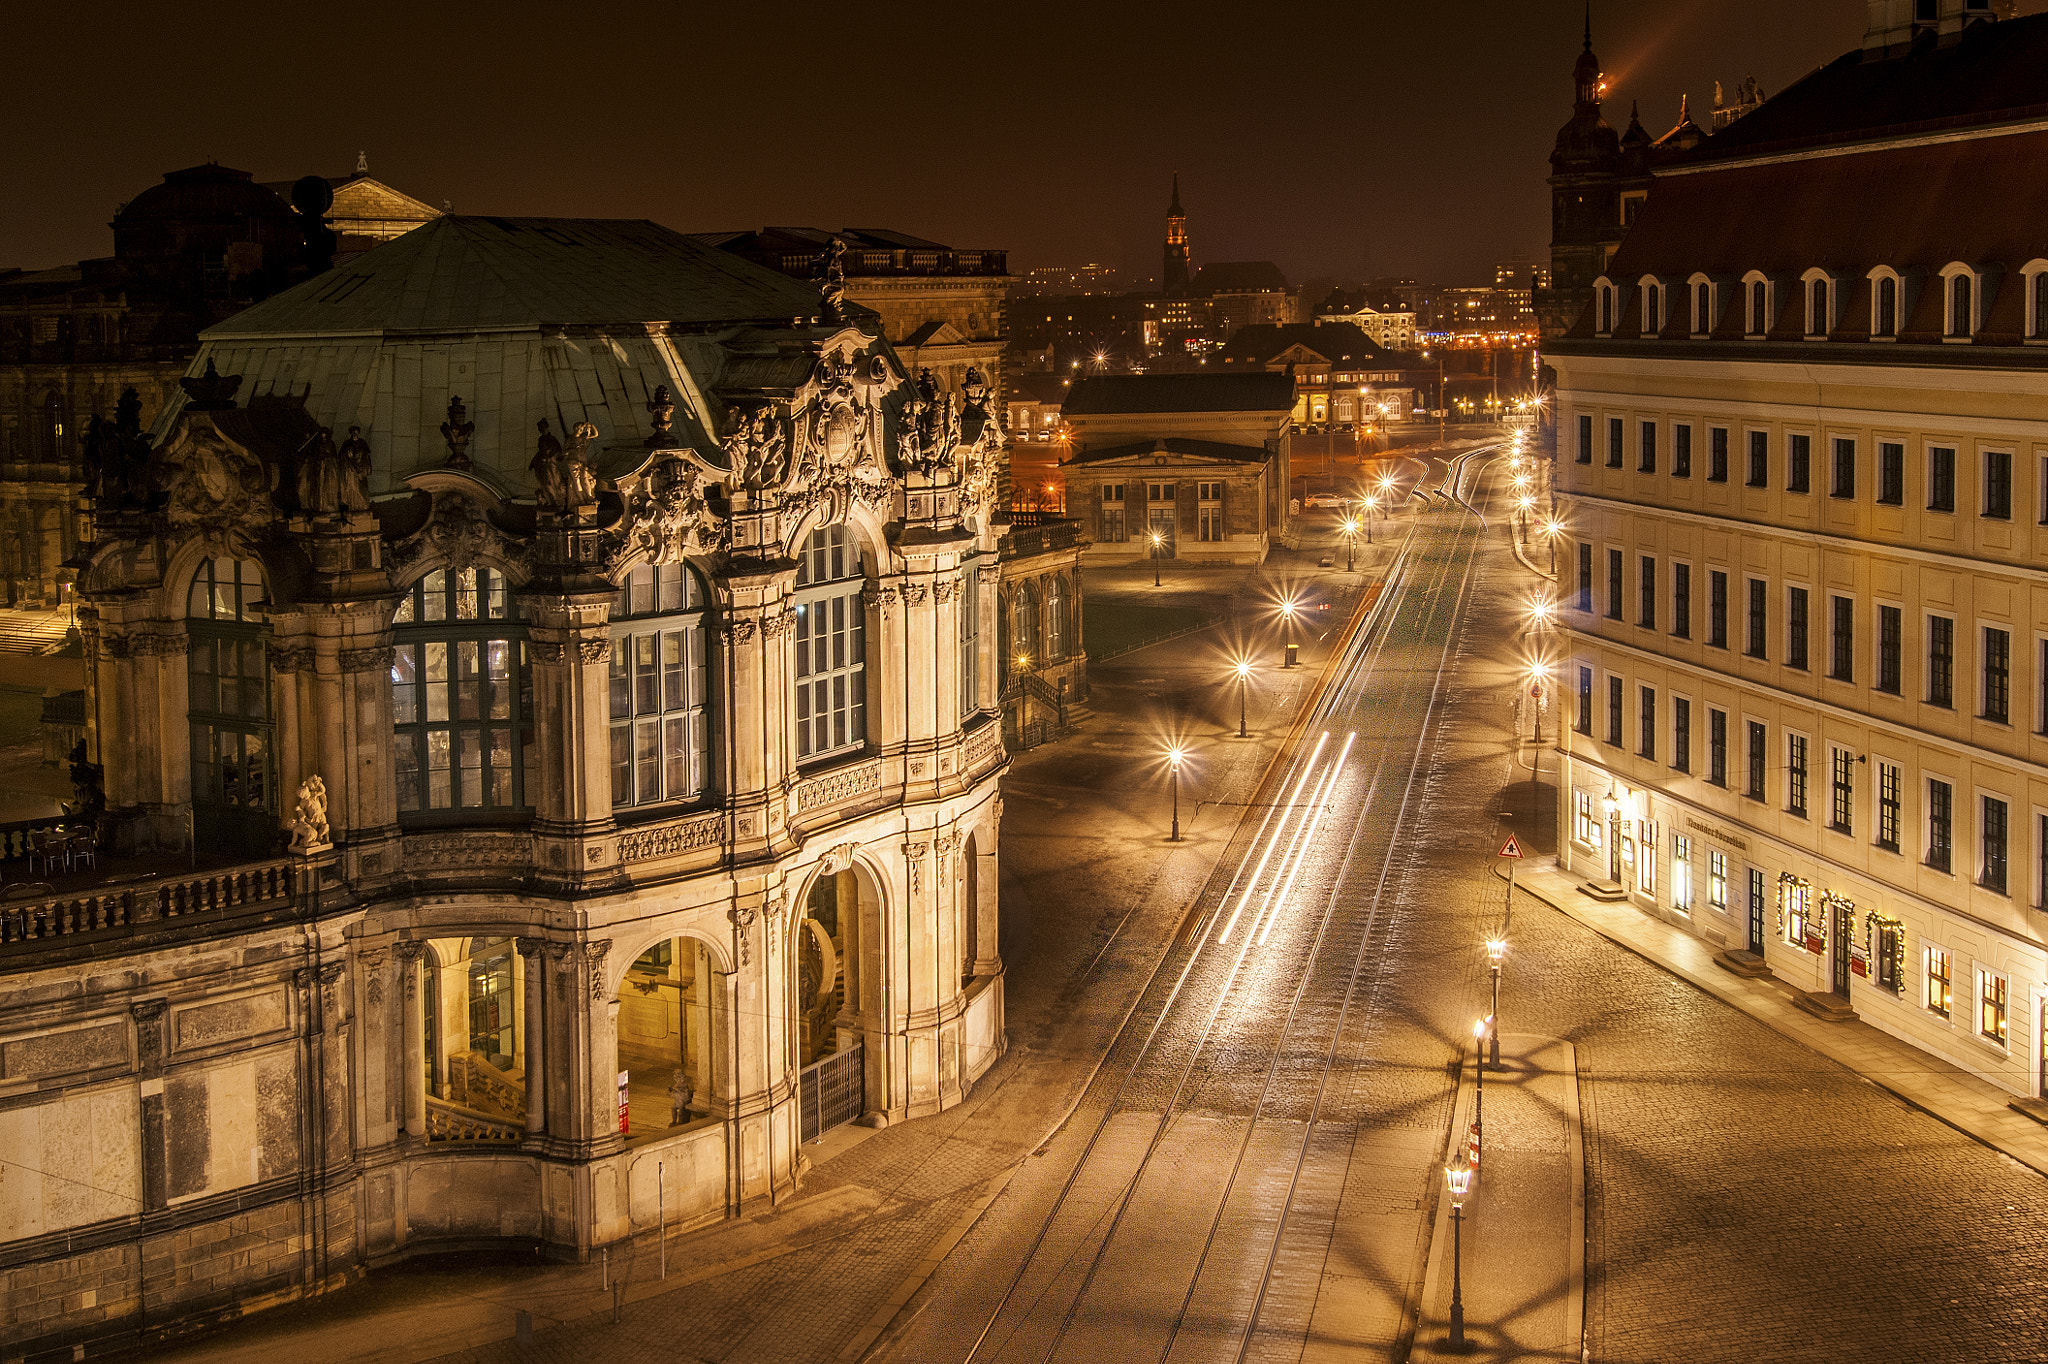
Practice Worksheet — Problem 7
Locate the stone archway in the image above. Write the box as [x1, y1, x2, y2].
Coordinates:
[794, 856, 882, 1139]
[613, 932, 720, 1140]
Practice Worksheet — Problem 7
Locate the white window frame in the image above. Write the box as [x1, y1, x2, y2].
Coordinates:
[2023, 258, 2048, 344]
[1708, 849, 1728, 913]
[1939, 261, 1981, 341]
[1926, 945, 1954, 1017]
[1799, 267, 1836, 340]
[792, 525, 870, 765]
[1975, 962, 2011, 1047]
[1637, 275, 1664, 335]
[1594, 276, 1616, 337]
[1672, 833, 1693, 912]
[1867, 265, 1902, 340]
[1741, 270, 1773, 339]
[1686, 273, 1715, 339]
[608, 563, 711, 811]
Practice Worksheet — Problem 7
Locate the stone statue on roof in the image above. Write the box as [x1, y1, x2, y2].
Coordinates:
[531, 418, 599, 519]
[299, 425, 373, 517]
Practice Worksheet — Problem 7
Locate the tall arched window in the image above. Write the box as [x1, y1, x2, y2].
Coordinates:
[2032, 272, 2048, 340]
[1599, 286, 1613, 334]
[1810, 278, 1830, 335]
[609, 562, 710, 808]
[1046, 575, 1070, 661]
[1949, 272, 1974, 337]
[793, 525, 867, 763]
[1750, 280, 1768, 334]
[1696, 282, 1712, 334]
[1644, 284, 1660, 334]
[958, 563, 980, 720]
[1875, 276, 1898, 337]
[1011, 583, 1040, 666]
[391, 567, 533, 816]
[188, 558, 275, 852]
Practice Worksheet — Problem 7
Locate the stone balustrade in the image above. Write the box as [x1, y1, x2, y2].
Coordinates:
[423, 1095, 524, 1144]
[0, 859, 296, 946]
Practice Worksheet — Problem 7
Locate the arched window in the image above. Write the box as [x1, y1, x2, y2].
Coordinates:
[609, 562, 710, 809]
[1644, 284, 1661, 335]
[1809, 277, 1830, 336]
[2031, 270, 2048, 341]
[1695, 282, 1712, 335]
[1046, 576, 1070, 660]
[1949, 272, 1975, 337]
[793, 525, 867, 763]
[188, 558, 275, 852]
[391, 567, 533, 816]
[1750, 279, 1769, 335]
[958, 563, 980, 719]
[1875, 275, 1898, 338]
[1598, 286, 1613, 334]
[1011, 583, 1040, 666]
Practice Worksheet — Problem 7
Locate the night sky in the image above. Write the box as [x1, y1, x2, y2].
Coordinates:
[8, 1, 2040, 289]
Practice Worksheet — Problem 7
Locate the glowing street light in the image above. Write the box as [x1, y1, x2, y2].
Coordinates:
[1341, 517, 1359, 571]
[1473, 1014, 1491, 1147]
[1361, 495, 1378, 545]
[1602, 784, 1622, 883]
[1149, 530, 1164, 587]
[1233, 659, 1251, 738]
[1278, 598, 1299, 667]
[1445, 1154, 1474, 1351]
[1486, 937, 1507, 1069]
[1166, 744, 1186, 841]
[1540, 516, 1564, 575]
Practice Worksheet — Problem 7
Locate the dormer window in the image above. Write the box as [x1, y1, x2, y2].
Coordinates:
[1641, 279, 1662, 335]
[1801, 271, 1834, 340]
[1688, 276, 1715, 339]
[1869, 268, 1900, 340]
[2022, 260, 2048, 343]
[1742, 272, 1772, 338]
[1597, 281, 1615, 336]
[1941, 264, 1979, 340]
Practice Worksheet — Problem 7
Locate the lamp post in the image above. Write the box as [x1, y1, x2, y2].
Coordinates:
[1341, 518, 1358, 571]
[1542, 517, 1562, 576]
[1472, 1015, 1489, 1149]
[1234, 661, 1251, 738]
[1149, 530, 1163, 587]
[1445, 1154, 1473, 1351]
[1486, 938, 1506, 1069]
[1167, 745, 1185, 841]
[1279, 599, 1298, 667]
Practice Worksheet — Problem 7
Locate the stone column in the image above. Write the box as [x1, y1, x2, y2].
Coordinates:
[971, 807, 1002, 977]
[395, 942, 425, 1137]
[334, 645, 389, 840]
[521, 584, 618, 884]
[132, 999, 168, 1212]
[518, 937, 546, 1138]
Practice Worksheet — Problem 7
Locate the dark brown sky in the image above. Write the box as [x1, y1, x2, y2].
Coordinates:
[8, 1, 2039, 287]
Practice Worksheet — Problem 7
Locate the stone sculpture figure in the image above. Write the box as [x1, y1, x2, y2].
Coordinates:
[336, 425, 372, 512]
[724, 406, 790, 491]
[298, 426, 374, 516]
[288, 775, 330, 850]
[645, 384, 678, 449]
[441, 395, 475, 470]
[530, 419, 599, 517]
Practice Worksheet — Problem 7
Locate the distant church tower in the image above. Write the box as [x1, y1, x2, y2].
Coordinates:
[1162, 173, 1191, 296]
[1535, 11, 1650, 339]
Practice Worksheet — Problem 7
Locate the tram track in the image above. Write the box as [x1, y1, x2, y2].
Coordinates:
[960, 486, 1492, 1364]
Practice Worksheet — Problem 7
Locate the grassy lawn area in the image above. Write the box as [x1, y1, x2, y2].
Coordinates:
[1083, 599, 1219, 660]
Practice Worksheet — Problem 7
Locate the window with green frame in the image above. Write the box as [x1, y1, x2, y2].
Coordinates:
[391, 567, 534, 815]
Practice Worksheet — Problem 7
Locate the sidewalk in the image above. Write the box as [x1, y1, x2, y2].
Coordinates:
[1413, 1035, 1584, 1362]
[1505, 852, 2048, 1178]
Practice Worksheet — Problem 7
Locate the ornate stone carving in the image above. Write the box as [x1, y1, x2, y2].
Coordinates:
[300, 425, 372, 516]
[404, 831, 535, 871]
[440, 396, 475, 470]
[902, 842, 928, 896]
[860, 582, 897, 615]
[531, 419, 599, 520]
[820, 841, 861, 875]
[584, 940, 612, 1001]
[158, 425, 271, 531]
[781, 345, 896, 526]
[965, 724, 1004, 772]
[359, 948, 388, 1008]
[762, 610, 796, 639]
[934, 830, 961, 888]
[530, 641, 567, 665]
[128, 631, 191, 657]
[516, 935, 545, 959]
[547, 941, 574, 997]
[179, 357, 242, 412]
[728, 902, 759, 967]
[319, 961, 346, 1020]
[388, 490, 506, 575]
[268, 644, 315, 673]
[287, 775, 330, 850]
[618, 812, 725, 863]
[605, 452, 722, 571]
[100, 634, 132, 660]
[577, 639, 610, 665]
[953, 367, 1006, 515]
[726, 617, 759, 644]
[395, 941, 424, 1000]
[795, 759, 883, 812]
[340, 645, 393, 673]
[933, 579, 958, 604]
[723, 404, 791, 492]
[900, 580, 929, 607]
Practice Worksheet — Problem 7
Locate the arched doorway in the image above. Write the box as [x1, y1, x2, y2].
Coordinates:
[615, 934, 717, 1140]
[798, 867, 868, 1140]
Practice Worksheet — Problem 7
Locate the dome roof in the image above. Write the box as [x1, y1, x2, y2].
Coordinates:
[1552, 109, 1621, 172]
[115, 164, 297, 232]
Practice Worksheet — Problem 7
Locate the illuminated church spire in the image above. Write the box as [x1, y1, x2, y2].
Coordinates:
[1162, 172, 1191, 296]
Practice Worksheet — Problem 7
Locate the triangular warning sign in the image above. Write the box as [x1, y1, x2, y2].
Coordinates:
[1498, 835, 1524, 859]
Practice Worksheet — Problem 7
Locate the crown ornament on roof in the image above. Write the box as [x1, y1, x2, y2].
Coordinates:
[179, 358, 242, 411]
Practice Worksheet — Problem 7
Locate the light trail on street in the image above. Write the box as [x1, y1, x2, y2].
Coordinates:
[951, 471, 1490, 1364]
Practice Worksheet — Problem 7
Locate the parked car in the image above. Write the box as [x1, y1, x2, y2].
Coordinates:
[1302, 493, 1347, 508]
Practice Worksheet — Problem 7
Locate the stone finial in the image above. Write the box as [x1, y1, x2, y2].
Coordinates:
[179, 357, 243, 411]
[818, 238, 847, 318]
[440, 396, 475, 470]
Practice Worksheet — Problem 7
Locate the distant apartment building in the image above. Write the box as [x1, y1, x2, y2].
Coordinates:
[1551, 0, 2048, 1097]
[1215, 323, 1418, 426]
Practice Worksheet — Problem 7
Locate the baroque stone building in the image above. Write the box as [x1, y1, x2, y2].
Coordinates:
[0, 215, 1009, 1354]
[1551, 0, 2047, 1098]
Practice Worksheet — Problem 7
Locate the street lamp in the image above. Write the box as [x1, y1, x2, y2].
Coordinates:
[1167, 745, 1185, 841]
[1445, 1154, 1473, 1351]
[1541, 517, 1563, 576]
[1233, 660, 1251, 738]
[1149, 530, 1163, 587]
[1472, 1015, 1490, 1149]
[1486, 937, 1506, 1069]
[1361, 497, 1377, 545]
[1279, 598, 1299, 667]
[1341, 518, 1358, 571]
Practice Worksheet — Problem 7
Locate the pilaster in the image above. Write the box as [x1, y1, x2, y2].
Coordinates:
[520, 559, 623, 887]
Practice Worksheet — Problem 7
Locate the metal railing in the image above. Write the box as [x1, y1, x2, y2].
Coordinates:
[798, 1041, 865, 1143]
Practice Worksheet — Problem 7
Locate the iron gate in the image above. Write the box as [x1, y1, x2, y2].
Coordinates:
[799, 1040, 864, 1143]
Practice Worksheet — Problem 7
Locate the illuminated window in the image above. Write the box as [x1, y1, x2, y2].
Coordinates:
[392, 568, 533, 815]
[608, 563, 709, 810]
[1978, 967, 2008, 1044]
[1926, 947, 1952, 1016]
[188, 558, 275, 846]
[793, 525, 868, 764]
